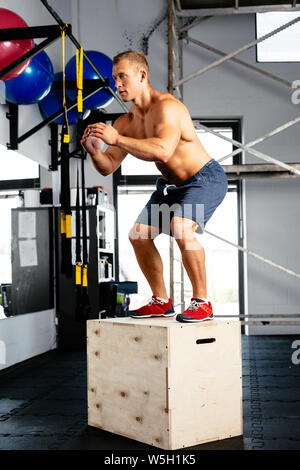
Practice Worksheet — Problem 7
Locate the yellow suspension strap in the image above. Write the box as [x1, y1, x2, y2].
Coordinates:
[76, 262, 82, 286]
[82, 264, 88, 287]
[76, 46, 83, 113]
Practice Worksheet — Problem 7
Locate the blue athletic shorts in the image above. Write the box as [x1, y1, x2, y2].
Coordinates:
[135, 158, 228, 235]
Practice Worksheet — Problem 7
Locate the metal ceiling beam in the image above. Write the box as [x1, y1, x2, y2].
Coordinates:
[169, 0, 183, 99]
[215, 115, 300, 163]
[179, 16, 213, 33]
[195, 122, 300, 176]
[168, 0, 174, 94]
[205, 229, 300, 279]
[175, 0, 182, 12]
[174, 4, 300, 17]
[186, 35, 293, 88]
[223, 162, 300, 179]
[175, 15, 300, 87]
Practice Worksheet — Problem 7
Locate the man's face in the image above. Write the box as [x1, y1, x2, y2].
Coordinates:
[112, 59, 143, 102]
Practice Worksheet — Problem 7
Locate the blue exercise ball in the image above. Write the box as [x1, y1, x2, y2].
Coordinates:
[5, 48, 54, 104]
[65, 50, 116, 110]
[39, 72, 90, 125]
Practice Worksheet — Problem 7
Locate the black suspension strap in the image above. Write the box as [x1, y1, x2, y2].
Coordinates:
[60, 126, 72, 277]
[75, 163, 83, 322]
[60, 25, 72, 277]
[75, 152, 91, 323]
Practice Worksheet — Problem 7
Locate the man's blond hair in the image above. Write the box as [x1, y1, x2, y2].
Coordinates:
[113, 50, 149, 81]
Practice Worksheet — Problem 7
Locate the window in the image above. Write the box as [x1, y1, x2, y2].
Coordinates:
[0, 192, 23, 319]
[193, 124, 235, 165]
[190, 121, 241, 316]
[256, 12, 300, 62]
[120, 154, 160, 176]
[116, 185, 163, 310]
[0, 144, 40, 190]
[0, 145, 40, 318]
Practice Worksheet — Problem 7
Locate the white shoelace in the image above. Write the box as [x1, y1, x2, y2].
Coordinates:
[148, 296, 166, 305]
[187, 299, 209, 311]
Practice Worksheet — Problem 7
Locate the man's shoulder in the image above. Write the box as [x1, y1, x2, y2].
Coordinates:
[153, 92, 184, 112]
[113, 111, 133, 130]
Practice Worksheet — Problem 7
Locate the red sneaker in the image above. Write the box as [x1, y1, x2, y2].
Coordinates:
[176, 298, 213, 322]
[129, 296, 175, 318]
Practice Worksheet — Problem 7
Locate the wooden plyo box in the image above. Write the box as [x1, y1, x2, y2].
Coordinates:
[87, 317, 243, 450]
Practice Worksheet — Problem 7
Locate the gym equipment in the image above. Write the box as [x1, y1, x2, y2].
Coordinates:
[65, 50, 116, 110]
[87, 318, 242, 449]
[98, 282, 118, 318]
[39, 72, 88, 125]
[5, 48, 54, 104]
[115, 292, 130, 317]
[75, 155, 91, 323]
[4, 1, 127, 151]
[98, 281, 137, 318]
[0, 8, 34, 81]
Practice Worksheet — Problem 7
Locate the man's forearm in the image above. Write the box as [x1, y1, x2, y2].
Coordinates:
[88, 150, 113, 176]
[116, 134, 169, 162]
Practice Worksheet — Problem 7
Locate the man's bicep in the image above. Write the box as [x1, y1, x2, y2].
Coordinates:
[153, 102, 181, 143]
[153, 120, 181, 152]
[154, 121, 180, 140]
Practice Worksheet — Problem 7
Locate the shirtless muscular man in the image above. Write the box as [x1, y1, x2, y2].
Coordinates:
[81, 50, 227, 322]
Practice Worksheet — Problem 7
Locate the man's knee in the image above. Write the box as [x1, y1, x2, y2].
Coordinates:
[171, 217, 197, 239]
[171, 217, 203, 251]
[129, 223, 158, 244]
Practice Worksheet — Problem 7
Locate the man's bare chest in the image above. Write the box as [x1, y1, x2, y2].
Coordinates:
[125, 114, 154, 139]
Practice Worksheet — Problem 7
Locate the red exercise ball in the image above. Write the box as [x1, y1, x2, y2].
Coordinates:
[0, 8, 34, 81]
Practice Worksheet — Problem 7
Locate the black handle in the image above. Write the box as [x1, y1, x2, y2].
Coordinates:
[196, 338, 216, 344]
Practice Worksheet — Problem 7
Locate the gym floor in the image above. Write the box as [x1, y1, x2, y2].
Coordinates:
[0, 334, 300, 451]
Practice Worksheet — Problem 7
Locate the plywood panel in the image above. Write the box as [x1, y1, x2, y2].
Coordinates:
[87, 319, 170, 448]
[168, 321, 242, 449]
